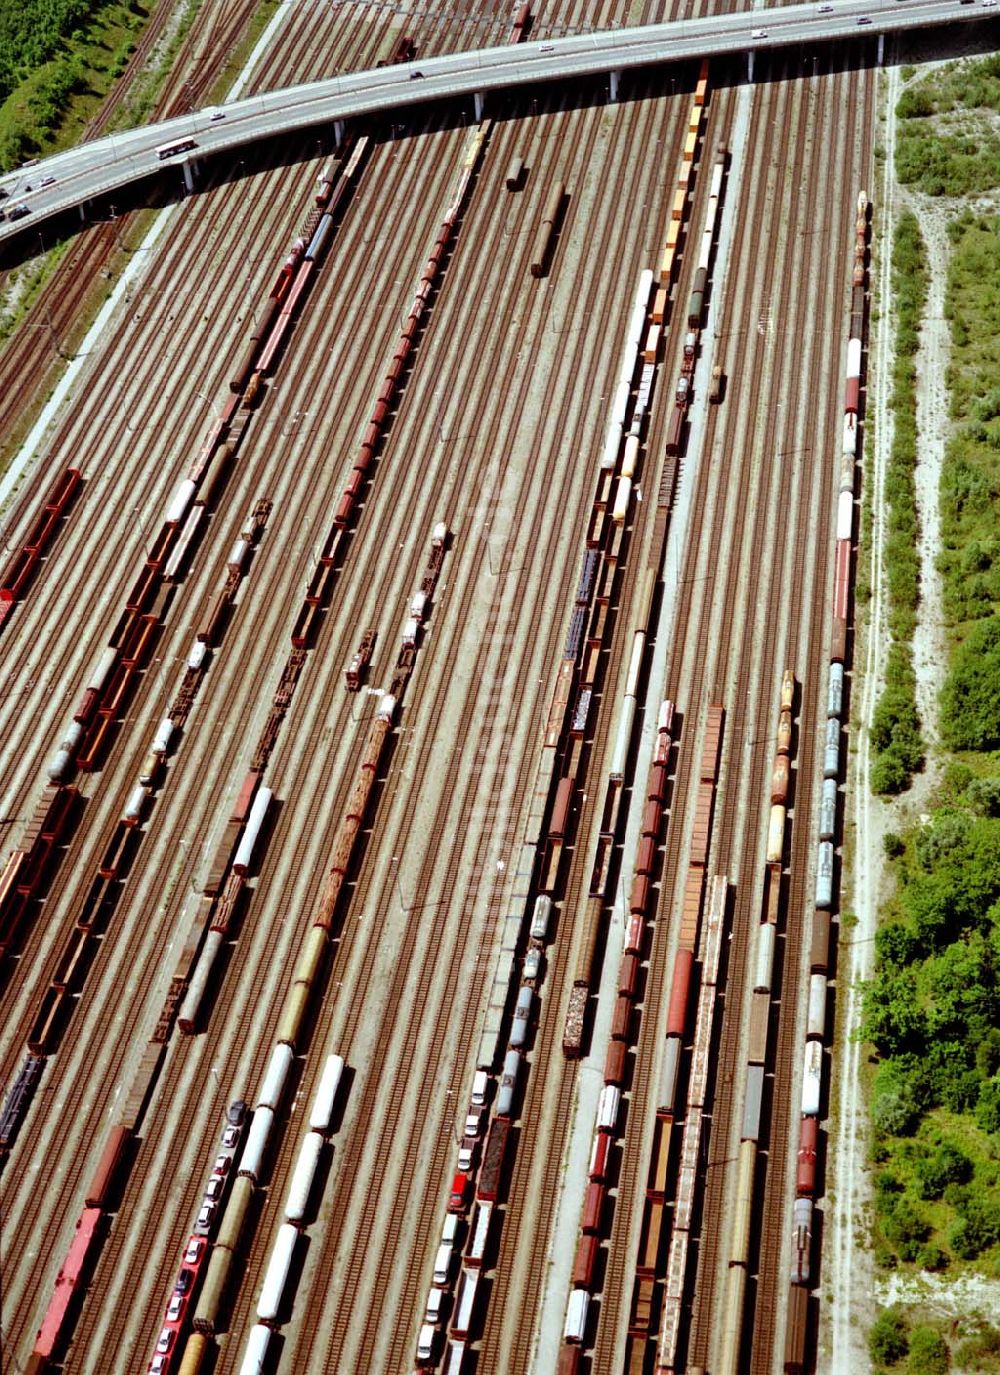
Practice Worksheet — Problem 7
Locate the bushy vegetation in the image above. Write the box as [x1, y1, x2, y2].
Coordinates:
[862, 779, 1000, 1273]
[870, 112, 1000, 1357]
[871, 211, 927, 793]
[896, 54, 1000, 196]
[870, 1306, 910, 1365]
[907, 1326, 950, 1375]
[0, 0, 101, 103]
[0, 0, 146, 172]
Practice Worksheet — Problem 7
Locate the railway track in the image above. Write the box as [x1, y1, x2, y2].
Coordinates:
[0, 3, 880, 1373]
[70, 119, 481, 1366]
[474, 70, 704, 1375]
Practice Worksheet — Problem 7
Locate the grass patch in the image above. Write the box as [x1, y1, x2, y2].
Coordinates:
[870, 209, 926, 794]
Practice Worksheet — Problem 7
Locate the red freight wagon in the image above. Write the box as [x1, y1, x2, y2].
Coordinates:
[33, 1207, 103, 1357]
[589, 1132, 611, 1181]
[581, 1180, 604, 1234]
[797, 1115, 819, 1196]
[550, 776, 575, 840]
[666, 949, 693, 1037]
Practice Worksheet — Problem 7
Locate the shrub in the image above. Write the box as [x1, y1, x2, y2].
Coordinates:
[870, 1307, 909, 1365]
[950, 1196, 1000, 1258]
[916, 1242, 949, 1271]
[873, 1083, 923, 1137]
[968, 777, 1000, 816]
[916, 1140, 974, 1199]
[875, 922, 919, 968]
[907, 1326, 949, 1374]
[977, 1075, 1000, 1134]
[884, 1196, 931, 1260]
[884, 832, 906, 859]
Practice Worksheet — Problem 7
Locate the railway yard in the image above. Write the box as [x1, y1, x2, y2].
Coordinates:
[0, 2, 883, 1373]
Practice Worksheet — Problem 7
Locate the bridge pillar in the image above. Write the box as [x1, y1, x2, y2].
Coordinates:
[79, 204, 86, 222]
[877, 33, 884, 66]
[334, 119, 344, 147]
[609, 69, 620, 102]
[474, 91, 484, 122]
[747, 51, 755, 82]
[182, 159, 195, 194]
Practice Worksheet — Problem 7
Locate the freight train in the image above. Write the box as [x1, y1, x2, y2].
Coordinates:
[779, 188, 869, 1375]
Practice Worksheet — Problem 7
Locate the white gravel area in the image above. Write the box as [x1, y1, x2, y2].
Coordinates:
[909, 203, 950, 760]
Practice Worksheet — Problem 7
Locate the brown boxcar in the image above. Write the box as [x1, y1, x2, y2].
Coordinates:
[604, 1038, 628, 1086]
[630, 873, 651, 915]
[573, 1232, 601, 1288]
[618, 952, 641, 999]
[647, 761, 669, 803]
[636, 834, 658, 877]
[85, 1125, 131, 1208]
[558, 1345, 582, 1375]
[611, 993, 632, 1043]
[810, 907, 831, 973]
[783, 1281, 809, 1374]
[641, 798, 661, 838]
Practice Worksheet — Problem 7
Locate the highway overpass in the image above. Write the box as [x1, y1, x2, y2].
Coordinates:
[0, 0, 990, 245]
